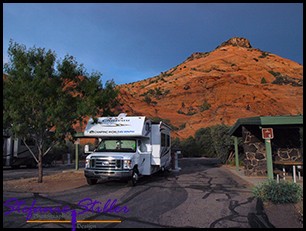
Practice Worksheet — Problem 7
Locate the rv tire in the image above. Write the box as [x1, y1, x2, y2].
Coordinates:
[129, 169, 139, 187]
[86, 178, 98, 185]
[161, 166, 170, 173]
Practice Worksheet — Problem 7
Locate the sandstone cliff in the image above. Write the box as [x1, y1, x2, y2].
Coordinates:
[117, 37, 303, 139]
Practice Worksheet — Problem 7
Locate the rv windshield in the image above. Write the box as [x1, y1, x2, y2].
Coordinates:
[96, 139, 136, 153]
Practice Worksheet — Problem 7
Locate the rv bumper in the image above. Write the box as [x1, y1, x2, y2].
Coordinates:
[84, 169, 132, 179]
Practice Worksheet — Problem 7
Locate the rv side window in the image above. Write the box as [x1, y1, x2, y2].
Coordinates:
[145, 122, 151, 132]
[161, 133, 166, 147]
[166, 134, 170, 147]
[161, 133, 170, 147]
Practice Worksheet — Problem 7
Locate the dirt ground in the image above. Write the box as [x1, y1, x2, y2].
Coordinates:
[3, 170, 87, 193]
[264, 200, 303, 228]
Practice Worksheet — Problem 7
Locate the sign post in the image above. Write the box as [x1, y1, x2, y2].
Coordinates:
[234, 136, 239, 171]
[75, 138, 80, 170]
[262, 128, 274, 180]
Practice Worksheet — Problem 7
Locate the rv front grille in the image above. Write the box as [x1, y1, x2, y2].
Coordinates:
[90, 158, 122, 170]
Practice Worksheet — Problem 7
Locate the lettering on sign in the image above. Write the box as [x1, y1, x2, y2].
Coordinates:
[262, 128, 274, 139]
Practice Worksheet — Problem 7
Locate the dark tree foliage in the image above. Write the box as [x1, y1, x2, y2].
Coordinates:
[181, 136, 200, 157]
[195, 127, 216, 157]
[178, 124, 236, 163]
[210, 124, 234, 163]
[3, 40, 119, 182]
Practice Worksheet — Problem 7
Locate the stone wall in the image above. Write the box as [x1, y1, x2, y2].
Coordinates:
[242, 126, 303, 176]
[274, 148, 303, 162]
[242, 126, 267, 176]
[272, 127, 303, 162]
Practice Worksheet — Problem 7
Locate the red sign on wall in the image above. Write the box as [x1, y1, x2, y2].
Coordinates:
[262, 128, 274, 139]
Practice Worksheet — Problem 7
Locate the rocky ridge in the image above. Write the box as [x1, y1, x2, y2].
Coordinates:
[117, 37, 303, 139]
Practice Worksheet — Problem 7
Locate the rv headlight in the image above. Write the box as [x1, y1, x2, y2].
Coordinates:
[123, 160, 131, 169]
[85, 158, 90, 168]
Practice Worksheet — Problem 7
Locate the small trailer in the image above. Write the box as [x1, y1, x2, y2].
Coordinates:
[83, 114, 172, 186]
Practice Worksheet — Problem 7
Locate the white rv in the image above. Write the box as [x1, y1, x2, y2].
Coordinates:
[3, 130, 56, 168]
[83, 114, 172, 186]
[3, 130, 37, 168]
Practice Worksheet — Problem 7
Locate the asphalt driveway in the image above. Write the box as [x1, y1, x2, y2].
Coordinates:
[3, 157, 273, 229]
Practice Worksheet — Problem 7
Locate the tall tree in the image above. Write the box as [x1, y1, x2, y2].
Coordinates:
[195, 127, 215, 157]
[3, 40, 119, 183]
[210, 124, 233, 163]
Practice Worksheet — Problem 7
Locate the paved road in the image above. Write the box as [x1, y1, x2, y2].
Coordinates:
[3, 158, 273, 229]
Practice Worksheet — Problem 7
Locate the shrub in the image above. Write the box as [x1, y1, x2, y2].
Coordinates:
[143, 95, 152, 104]
[140, 88, 170, 99]
[199, 101, 211, 112]
[252, 179, 303, 204]
[179, 123, 186, 130]
[179, 124, 238, 160]
[210, 124, 233, 163]
[259, 52, 269, 58]
[179, 106, 197, 116]
[181, 136, 200, 157]
[268, 70, 281, 77]
[186, 111, 196, 116]
[194, 127, 215, 157]
[261, 77, 267, 84]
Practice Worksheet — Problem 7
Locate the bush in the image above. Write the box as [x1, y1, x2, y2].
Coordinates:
[195, 127, 215, 157]
[261, 77, 267, 84]
[179, 124, 236, 160]
[210, 124, 233, 163]
[199, 101, 211, 112]
[143, 95, 152, 104]
[181, 136, 200, 157]
[179, 123, 186, 130]
[258, 52, 269, 58]
[252, 179, 303, 204]
[268, 70, 281, 77]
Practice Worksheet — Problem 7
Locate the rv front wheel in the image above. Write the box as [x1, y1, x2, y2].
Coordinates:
[86, 178, 98, 185]
[129, 170, 139, 186]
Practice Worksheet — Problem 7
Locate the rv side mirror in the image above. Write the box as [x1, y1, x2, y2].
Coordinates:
[84, 144, 93, 154]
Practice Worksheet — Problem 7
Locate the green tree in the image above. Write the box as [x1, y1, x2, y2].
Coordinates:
[261, 77, 267, 84]
[171, 137, 181, 150]
[3, 40, 119, 183]
[181, 136, 200, 157]
[210, 124, 233, 163]
[194, 127, 215, 157]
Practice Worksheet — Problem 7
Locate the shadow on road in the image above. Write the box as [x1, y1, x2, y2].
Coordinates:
[88, 157, 223, 187]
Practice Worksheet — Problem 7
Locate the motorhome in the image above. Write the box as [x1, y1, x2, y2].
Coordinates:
[3, 130, 56, 168]
[83, 114, 172, 186]
[3, 130, 37, 168]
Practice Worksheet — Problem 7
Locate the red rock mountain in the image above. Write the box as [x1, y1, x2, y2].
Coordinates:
[117, 37, 303, 139]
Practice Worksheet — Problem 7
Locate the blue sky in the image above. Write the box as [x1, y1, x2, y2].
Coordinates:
[3, 3, 303, 85]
